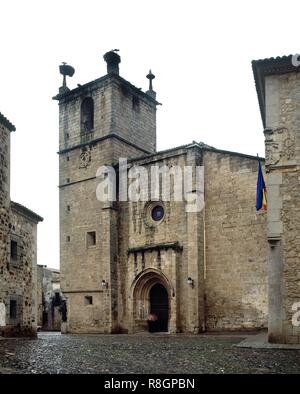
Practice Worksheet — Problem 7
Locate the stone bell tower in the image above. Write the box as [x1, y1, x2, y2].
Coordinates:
[53, 51, 159, 333]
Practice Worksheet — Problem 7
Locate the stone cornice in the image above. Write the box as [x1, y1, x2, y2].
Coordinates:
[53, 73, 160, 107]
[128, 241, 183, 255]
[11, 201, 44, 223]
[58, 133, 152, 155]
[252, 55, 300, 128]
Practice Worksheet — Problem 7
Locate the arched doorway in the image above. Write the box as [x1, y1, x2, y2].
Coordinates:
[149, 283, 168, 332]
[131, 269, 173, 333]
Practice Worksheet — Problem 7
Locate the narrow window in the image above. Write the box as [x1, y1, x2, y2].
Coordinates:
[67, 178, 70, 183]
[84, 296, 93, 305]
[87, 231, 96, 247]
[67, 236, 70, 242]
[67, 156, 70, 161]
[67, 205, 70, 212]
[10, 300, 17, 319]
[10, 240, 18, 261]
[81, 97, 94, 132]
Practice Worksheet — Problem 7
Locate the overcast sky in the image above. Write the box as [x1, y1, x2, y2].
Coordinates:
[0, 0, 299, 269]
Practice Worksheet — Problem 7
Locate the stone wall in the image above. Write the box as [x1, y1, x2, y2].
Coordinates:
[37, 266, 62, 330]
[0, 116, 42, 337]
[110, 78, 157, 153]
[203, 150, 268, 330]
[264, 72, 300, 343]
[37, 265, 44, 327]
[1, 205, 38, 336]
[58, 75, 156, 154]
[43, 268, 62, 331]
[0, 122, 11, 330]
[118, 149, 201, 333]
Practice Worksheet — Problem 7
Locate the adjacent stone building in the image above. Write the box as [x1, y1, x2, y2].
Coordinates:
[54, 51, 269, 334]
[252, 55, 300, 344]
[37, 265, 63, 331]
[0, 112, 43, 337]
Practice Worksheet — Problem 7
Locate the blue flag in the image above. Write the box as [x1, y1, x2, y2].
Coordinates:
[256, 159, 267, 211]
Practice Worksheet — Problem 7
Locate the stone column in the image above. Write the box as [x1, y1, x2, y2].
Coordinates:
[168, 249, 179, 333]
[185, 147, 205, 333]
[102, 202, 119, 333]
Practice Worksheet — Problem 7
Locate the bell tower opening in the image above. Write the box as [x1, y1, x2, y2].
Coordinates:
[149, 283, 168, 332]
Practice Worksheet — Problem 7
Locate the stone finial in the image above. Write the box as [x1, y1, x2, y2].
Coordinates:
[146, 70, 155, 90]
[146, 70, 156, 99]
[103, 50, 121, 75]
[59, 63, 75, 94]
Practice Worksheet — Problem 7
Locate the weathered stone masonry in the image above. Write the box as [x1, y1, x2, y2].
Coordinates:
[253, 56, 300, 343]
[37, 265, 62, 331]
[0, 112, 43, 337]
[55, 51, 268, 334]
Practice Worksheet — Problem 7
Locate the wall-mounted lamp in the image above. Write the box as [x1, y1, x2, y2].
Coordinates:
[102, 280, 108, 289]
[187, 277, 194, 288]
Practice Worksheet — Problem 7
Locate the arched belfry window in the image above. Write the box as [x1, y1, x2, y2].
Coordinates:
[81, 97, 94, 132]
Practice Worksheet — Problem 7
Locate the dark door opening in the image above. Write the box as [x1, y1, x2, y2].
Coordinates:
[149, 283, 168, 332]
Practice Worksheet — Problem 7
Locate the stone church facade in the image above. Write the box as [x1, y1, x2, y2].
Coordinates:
[0, 113, 43, 336]
[54, 51, 268, 334]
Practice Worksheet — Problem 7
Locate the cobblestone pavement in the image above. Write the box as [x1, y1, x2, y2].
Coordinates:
[0, 332, 300, 374]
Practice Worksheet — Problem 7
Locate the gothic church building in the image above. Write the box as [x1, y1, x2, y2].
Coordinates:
[54, 51, 268, 334]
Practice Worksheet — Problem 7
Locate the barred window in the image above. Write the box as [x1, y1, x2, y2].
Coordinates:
[10, 240, 18, 261]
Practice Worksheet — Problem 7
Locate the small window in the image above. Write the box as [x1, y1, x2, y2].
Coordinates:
[10, 300, 17, 319]
[67, 178, 70, 183]
[67, 236, 70, 242]
[67, 156, 70, 161]
[84, 296, 93, 305]
[66, 133, 69, 139]
[81, 97, 94, 132]
[87, 231, 96, 247]
[11, 240, 18, 261]
[67, 205, 71, 212]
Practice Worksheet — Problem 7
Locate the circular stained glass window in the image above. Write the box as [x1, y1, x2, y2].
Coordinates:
[151, 205, 165, 221]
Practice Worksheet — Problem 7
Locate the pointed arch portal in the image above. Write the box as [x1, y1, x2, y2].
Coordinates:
[131, 269, 173, 333]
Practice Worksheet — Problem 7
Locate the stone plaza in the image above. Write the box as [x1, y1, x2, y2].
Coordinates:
[0, 332, 300, 374]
